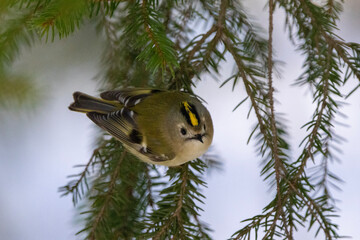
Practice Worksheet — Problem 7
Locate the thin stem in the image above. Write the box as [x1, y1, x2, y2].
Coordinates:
[263, 1, 291, 238]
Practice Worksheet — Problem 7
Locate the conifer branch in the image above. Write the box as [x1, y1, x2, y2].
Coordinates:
[59, 142, 105, 204]
[136, 0, 178, 74]
[294, 46, 332, 182]
[187, 25, 217, 62]
[232, 210, 275, 239]
[222, 36, 266, 137]
[141, 0, 165, 68]
[264, 0, 291, 238]
[327, 38, 360, 81]
[287, 180, 337, 239]
[88, 150, 127, 240]
[154, 167, 186, 239]
[153, 165, 188, 239]
[296, 0, 360, 81]
[278, 0, 360, 86]
[143, 160, 211, 239]
[222, 35, 289, 176]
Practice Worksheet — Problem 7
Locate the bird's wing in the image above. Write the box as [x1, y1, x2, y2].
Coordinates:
[100, 88, 164, 107]
[87, 110, 136, 144]
[87, 110, 171, 163]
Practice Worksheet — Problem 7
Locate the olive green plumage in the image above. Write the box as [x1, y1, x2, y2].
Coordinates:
[69, 88, 214, 166]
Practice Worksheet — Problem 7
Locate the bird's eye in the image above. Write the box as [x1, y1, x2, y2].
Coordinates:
[180, 128, 187, 135]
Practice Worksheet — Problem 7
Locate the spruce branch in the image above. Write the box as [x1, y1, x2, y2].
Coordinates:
[293, 48, 331, 182]
[153, 165, 188, 239]
[218, 0, 228, 27]
[97, 2, 153, 88]
[186, 25, 217, 62]
[62, 136, 154, 239]
[263, 0, 291, 238]
[225, 31, 294, 238]
[135, 0, 178, 74]
[141, 0, 166, 69]
[88, 150, 127, 240]
[143, 159, 211, 240]
[59, 141, 106, 205]
[287, 179, 339, 239]
[298, 0, 360, 82]
[222, 1, 351, 238]
[222, 36, 267, 136]
[231, 210, 275, 240]
[222, 34, 289, 176]
[278, 0, 360, 88]
[30, 0, 87, 41]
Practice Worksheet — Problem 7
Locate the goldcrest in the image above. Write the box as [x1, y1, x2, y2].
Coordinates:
[69, 88, 214, 166]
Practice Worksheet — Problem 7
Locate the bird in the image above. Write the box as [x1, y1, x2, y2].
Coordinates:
[69, 88, 214, 166]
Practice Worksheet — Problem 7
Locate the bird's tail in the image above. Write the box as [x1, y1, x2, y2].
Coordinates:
[69, 91, 118, 114]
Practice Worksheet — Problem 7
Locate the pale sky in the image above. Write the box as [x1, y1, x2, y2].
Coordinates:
[0, 1, 359, 239]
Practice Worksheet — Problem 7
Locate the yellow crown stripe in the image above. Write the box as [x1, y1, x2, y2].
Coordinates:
[182, 101, 199, 126]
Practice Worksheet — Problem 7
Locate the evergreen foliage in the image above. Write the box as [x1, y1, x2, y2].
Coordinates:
[2, 0, 360, 239]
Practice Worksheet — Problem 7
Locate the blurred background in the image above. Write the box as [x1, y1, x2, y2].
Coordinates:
[0, 0, 359, 239]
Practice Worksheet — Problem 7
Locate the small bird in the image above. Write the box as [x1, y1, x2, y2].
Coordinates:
[69, 88, 214, 166]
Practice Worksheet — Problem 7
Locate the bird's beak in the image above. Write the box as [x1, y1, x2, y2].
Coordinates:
[194, 134, 203, 143]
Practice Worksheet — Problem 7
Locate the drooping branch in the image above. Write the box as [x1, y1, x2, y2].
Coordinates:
[141, 0, 166, 68]
[153, 165, 188, 240]
[222, 34, 289, 176]
[89, 150, 127, 240]
[59, 142, 106, 204]
[294, 46, 332, 182]
[263, 0, 291, 238]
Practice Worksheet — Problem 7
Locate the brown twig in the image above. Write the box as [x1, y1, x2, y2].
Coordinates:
[218, 0, 228, 27]
[263, 1, 291, 238]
